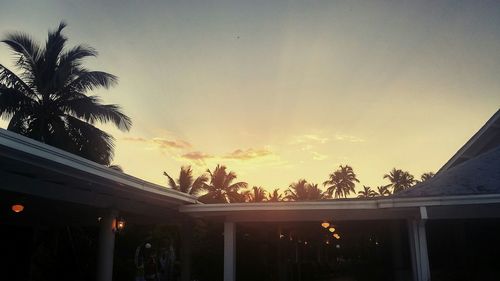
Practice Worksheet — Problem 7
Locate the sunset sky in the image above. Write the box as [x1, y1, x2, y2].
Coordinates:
[1, 0, 499, 194]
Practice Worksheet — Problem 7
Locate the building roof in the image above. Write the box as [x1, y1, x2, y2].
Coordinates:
[0, 128, 197, 224]
[438, 109, 500, 173]
[396, 144, 500, 197]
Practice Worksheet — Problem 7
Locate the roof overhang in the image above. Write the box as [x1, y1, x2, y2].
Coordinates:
[0, 129, 198, 224]
[180, 194, 500, 222]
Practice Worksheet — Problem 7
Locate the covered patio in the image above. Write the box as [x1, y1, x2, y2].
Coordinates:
[0, 128, 197, 281]
[180, 192, 500, 281]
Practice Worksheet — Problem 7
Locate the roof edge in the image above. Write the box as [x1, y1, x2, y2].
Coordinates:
[438, 109, 500, 174]
[180, 193, 500, 213]
[0, 128, 198, 204]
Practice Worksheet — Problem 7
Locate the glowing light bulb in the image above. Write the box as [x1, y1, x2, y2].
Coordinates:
[321, 221, 330, 228]
[11, 204, 24, 213]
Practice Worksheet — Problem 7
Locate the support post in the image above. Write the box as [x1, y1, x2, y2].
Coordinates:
[224, 221, 236, 281]
[181, 219, 193, 281]
[97, 209, 118, 281]
[408, 207, 431, 281]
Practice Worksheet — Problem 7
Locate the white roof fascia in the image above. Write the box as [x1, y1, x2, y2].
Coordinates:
[179, 194, 500, 214]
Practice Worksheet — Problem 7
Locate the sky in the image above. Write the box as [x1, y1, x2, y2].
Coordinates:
[1, 0, 499, 195]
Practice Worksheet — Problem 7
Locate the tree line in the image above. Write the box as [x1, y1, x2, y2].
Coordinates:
[163, 164, 435, 203]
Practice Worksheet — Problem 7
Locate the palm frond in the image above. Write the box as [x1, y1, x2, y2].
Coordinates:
[163, 171, 178, 190]
[63, 115, 115, 165]
[0, 64, 37, 98]
[61, 94, 131, 131]
[2, 32, 42, 76]
[62, 71, 118, 94]
[0, 86, 36, 119]
[191, 173, 209, 196]
[228, 181, 247, 191]
[44, 21, 67, 68]
[6, 111, 29, 134]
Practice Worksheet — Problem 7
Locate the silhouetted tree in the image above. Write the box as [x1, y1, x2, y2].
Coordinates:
[197, 165, 247, 203]
[163, 166, 208, 196]
[0, 22, 131, 165]
[384, 168, 415, 193]
[285, 179, 326, 201]
[307, 183, 327, 200]
[376, 185, 392, 196]
[267, 188, 283, 202]
[357, 185, 377, 198]
[245, 186, 267, 202]
[419, 172, 435, 183]
[323, 165, 360, 198]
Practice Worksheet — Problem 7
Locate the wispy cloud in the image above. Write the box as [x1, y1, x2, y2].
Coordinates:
[223, 147, 274, 160]
[311, 151, 328, 160]
[334, 134, 365, 143]
[123, 137, 148, 142]
[179, 151, 214, 165]
[291, 134, 329, 145]
[123, 136, 191, 149]
[182, 151, 213, 160]
[152, 138, 191, 149]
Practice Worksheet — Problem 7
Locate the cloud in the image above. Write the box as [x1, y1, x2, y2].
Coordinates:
[291, 134, 329, 145]
[123, 136, 191, 149]
[334, 134, 365, 143]
[152, 138, 191, 149]
[178, 151, 214, 166]
[123, 137, 148, 142]
[311, 151, 328, 160]
[223, 148, 274, 160]
[182, 151, 213, 161]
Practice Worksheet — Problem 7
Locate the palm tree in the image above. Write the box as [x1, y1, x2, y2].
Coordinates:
[420, 172, 435, 183]
[357, 185, 377, 198]
[245, 186, 267, 203]
[284, 179, 310, 201]
[307, 183, 327, 200]
[197, 165, 247, 203]
[376, 185, 392, 196]
[384, 168, 416, 193]
[285, 180, 326, 201]
[163, 166, 208, 196]
[267, 188, 283, 202]
[0, 22, 131, 165]
[323, 165, 360, 198]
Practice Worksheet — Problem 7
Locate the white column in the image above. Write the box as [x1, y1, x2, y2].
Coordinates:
[224, 221, 236, 281]
[97, 209, 118, 281]
[417, 220, 430, 281]
[181, 220, 193, 281]
[408, 207, 431, 281]
[408, 220, 419, 281]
